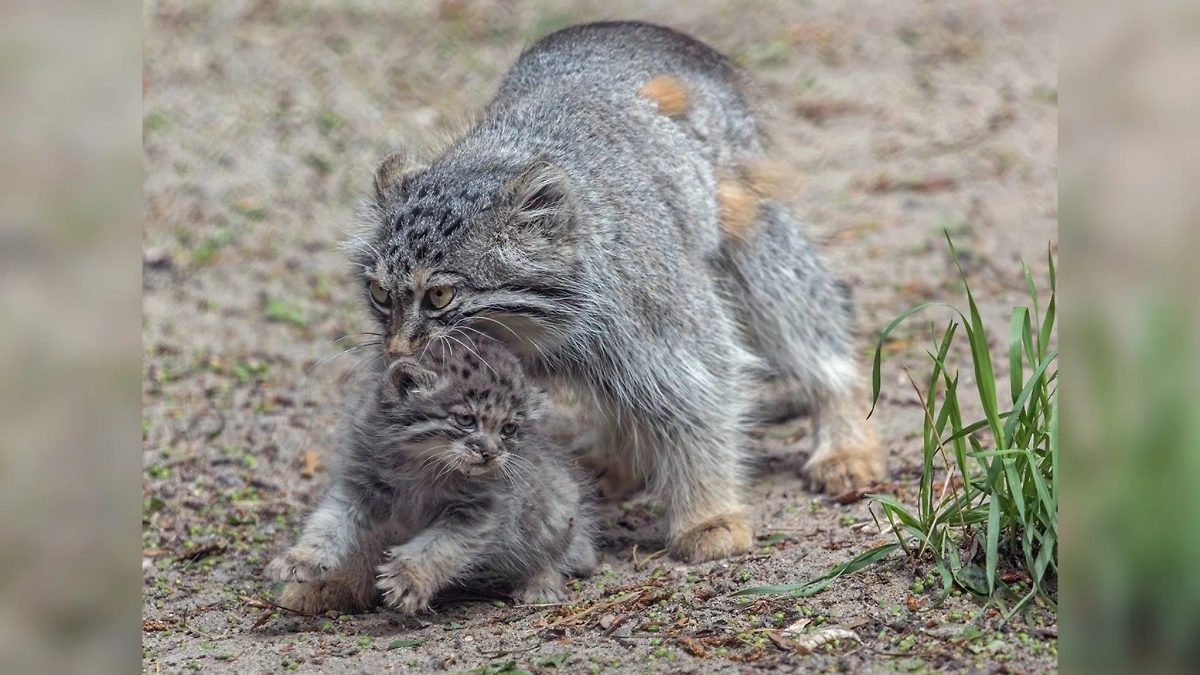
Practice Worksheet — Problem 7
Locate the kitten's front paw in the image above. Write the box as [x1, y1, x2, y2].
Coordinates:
[265, 545, 336, 583]
[376, 554, 437, 614]
[515, 570, 568, 605]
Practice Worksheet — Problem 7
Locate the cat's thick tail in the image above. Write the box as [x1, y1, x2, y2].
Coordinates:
[714, 200, 884, 494]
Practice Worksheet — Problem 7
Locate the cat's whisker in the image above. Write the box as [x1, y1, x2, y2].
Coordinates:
[442, 334, 498, 376]
[471, 315, 551, 362]
[334, 222, 384, 262]
[332, 332, 382, 347]
[306, 341, 381, 379]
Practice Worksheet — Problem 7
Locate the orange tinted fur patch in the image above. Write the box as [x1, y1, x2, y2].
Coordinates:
[639, 76, 691, 118]
[717, 177, 759, 243]
[718, 161, 797, 244]
[740, 160, 791, 200]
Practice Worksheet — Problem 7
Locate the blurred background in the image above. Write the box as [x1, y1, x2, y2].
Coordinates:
[1, 0, 1197, 672]
[1060, 0, 1200, 671]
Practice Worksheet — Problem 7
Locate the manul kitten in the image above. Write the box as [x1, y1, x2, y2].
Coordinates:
[266, 336, 596, 614]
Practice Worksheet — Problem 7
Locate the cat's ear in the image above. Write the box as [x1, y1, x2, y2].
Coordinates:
[374, 150, 424, 202]
[386, 358, 437, 397]
[501, 160, 577, 241]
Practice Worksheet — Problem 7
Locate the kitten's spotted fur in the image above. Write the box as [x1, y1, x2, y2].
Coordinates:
[266, 337, 597, 614]
[351, 21, 883, 564]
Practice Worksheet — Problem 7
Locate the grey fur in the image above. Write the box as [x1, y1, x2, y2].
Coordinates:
[350, 21, 882, 562]
[266, 336, 597, 612]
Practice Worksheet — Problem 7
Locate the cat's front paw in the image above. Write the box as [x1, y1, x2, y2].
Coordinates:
[802, 436, 884, 495]
[515, 570, 567, 605]
[265, 544, 337, 583]
[669, 512, 752, 563]
[376, 553, 437, 614]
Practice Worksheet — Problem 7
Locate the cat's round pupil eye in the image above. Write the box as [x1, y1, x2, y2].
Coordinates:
[454, 413, 475, 428]
[501, 423, 518, 436]
[427, 286, 455, 309]
[369, 282, 390, 307]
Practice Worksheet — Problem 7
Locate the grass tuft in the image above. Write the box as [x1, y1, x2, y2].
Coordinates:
[741, 234, 1057, 616]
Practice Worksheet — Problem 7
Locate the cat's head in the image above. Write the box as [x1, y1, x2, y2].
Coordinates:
[350, 151, 581, 363]
[378, 336, 545, 479]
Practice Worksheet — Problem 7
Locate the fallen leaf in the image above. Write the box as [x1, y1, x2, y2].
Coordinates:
[758, 533, 792, 546]
[388, 638, 426, 649]
[780, 618, 811, 635]
[768, 632, 797, 650]
[792, 627, 860, 654]
[301, 451, 321, 478]
[176, 541, 226, 563]
[834, 488, 870, 504]
[537, 651, 572, 668]
[907, 177, 957, 193]
[794, 99, 860, 124]
[864, 174, 958, 194]
[676, 636, 708, 658]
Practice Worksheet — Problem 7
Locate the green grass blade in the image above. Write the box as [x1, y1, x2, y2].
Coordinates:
[1009, 308, 1030, 403]
[869, 302, 953, 415]
[1002, 349, 1058, 443]
[1002, 456, 1027, 523]
[986, 496, 1001, 596]
[735, 543, 900, 597]
[868, 495, 925, 531]
[1040, 244, 1056, 357]
[945, 234, 1004, 447]
[1022, 260, 1041, 331]
[1039, 289, 1056, 362]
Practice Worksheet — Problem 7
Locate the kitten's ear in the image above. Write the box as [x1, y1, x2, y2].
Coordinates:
[503, 160, 577, 238]
[374, 150, 424, 202]
[386, 359, 437, 397]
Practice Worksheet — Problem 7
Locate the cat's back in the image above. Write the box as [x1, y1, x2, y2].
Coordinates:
[496, 22, 735, 95]
[488, 21, 764, 162]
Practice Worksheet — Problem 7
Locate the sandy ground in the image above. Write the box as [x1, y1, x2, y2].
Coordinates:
[142, 1, 1058, 672]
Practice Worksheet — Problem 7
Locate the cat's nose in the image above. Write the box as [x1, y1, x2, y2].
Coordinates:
[386, 334, 425, 357]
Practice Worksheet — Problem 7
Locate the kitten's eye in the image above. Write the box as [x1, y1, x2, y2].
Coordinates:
[426, 285, 455, 310]
[452, 413, 476, 429]
[369, 281, 391, 310]
[500, 422, 518, 437]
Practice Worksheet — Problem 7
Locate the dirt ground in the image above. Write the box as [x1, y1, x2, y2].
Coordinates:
[142, 1, 1058, 672]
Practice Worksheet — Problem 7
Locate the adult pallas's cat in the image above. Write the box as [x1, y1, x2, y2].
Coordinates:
[351, 21, 882, 565]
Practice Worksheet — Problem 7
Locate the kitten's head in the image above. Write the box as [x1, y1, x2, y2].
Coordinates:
[378, 335, 545, 479]
[351, 150, 581, 363]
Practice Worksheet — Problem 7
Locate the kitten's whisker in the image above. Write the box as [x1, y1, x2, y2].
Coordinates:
[413, 445, 455, 473]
